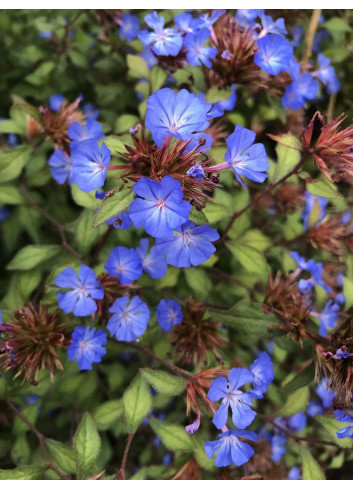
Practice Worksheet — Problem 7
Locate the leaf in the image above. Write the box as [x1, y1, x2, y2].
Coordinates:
[301, 446, 326, 480]
[140, 369, 188, 396]
[237, 229, 271, 252]
[76, 209, 107, 254]
[184, 267, 212, 300]
[342, 276, 353, 311]
[123, 374, 152, 433]
[25, 61, 55, 85]
[277, 386, 309, 416]
[0, 119, 24, 134]
[46, 439, 76, 475]
[100, 136, 126, 154]
[206, 86, 232, 103]
[0, 466, 45, 480]
[208, 303, 281, 336]
[270, 142, 301, 184]
[114, 115, 139, 134]
[127, 54, 149, 79]
[14, 103, 41, 122]
[71, 183, 100, 209]
[92, 400, 123, 431]
[189, 208, 208, 225]
[0, 185, 25, 204]
[227, 242, 269, 280]
[203, 202, 229, 224]
[268, 133, 302, 150]
[0, 146, 32, 183]
[323, 17, 352, 34]
[281, 363, 315, 395]
[93, 187, 135, 228]
[316, 416, 353, 448]
[7, 245, 61, 271]
[73, 413, 101, 480]
[19, 269, 42, 298]
[306, 179, 341, 199]
[150, 66, 167, 92]
[149, 417, 194, 451]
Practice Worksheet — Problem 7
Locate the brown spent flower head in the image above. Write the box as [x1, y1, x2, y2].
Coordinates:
[0, 304, 70, 384]
[156, 50, 187, 73]
[273, 184, 304, 214]
[303, 111, 353, 182]
[307, 216, 347, 256]
[115, 126, 220, 210]
[170, 298, 226, 366]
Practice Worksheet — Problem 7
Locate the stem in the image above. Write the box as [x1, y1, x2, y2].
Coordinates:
[89, 227, 113, 267]
[6, 400, 69, 480]
[20, 184, 83, 261]
[220, 152, 310, 243]
[258, 414, 339, 447]
[115, 340, 191, 380]
[302, 9, 322, 64]
[116, 433, 134, 480]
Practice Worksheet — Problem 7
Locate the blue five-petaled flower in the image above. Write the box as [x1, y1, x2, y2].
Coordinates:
[68, 326, 107, 370]
[107, 296, 150, 342]
[155, 299, 183, 332]
[71, 139, 111, 192]
[205, 429, 257, 467]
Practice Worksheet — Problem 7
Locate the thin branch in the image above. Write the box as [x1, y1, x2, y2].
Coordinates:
[302, 9, 322, 65]
[115, 340, 191, 380]
[6, 400, 69, 480]
[220, 152, 310, 243]
[259, 414, 339, 448]
[20, 184, 83, 261]
[116, 433, 134, 480]
[89, 227, 113, 267]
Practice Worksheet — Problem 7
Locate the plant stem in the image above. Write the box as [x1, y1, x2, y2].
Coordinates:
[20, 183, 83, 261]
[6, 400, 69, 480]
[116, 433, 134, 480]
[115, 340, 191, 380]
[302, 9, 322, 64]
[220, 152, 310, 243]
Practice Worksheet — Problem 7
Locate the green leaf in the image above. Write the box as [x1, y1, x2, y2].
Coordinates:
[92, 400, 123, 431]
[150, 66, 167, 92]
[7, 245, 61, 271]
[206, 86, 232, 103]
[140, 369, 188, 396]
[184, 267, 212, 300]
[301, 446, 326, 480]
[237, 229, 271, 252]
[123, 374, 152, 433]
[73, 413, 101, 479]
[208, 303, 281, 336]
[268, 133, 303, 151]
[341, 277, 353, 311]
[93, 187, 135, 228]
[323, 17, 352, 34]
[189, 208, 208, 225]
[127, 54, 149, 79]
[149, 417, 194, 451]
[76, 209, 107, 254]
[270, 142, 301, 184]
[25, 61, 55, 85]
[100, 136, 126, 154]
[0, 185, 25, 204]
[306, 179, 341, 199]
[203, 202, 229, 224]
[13, 404, 39, 435]
[46, 439, 76, 475]
[0, 146, 32, 183]
[11, 434, 30, 466]
[71, 183, 101, 209]
[14, 103, 41, 122]
[227, 242, 269, 280]
[114, 115, 139, 134]
[0, 119, 24, 134]
[316, 416, 353, 448]
[19, 269, 42, 298]
[0, 466, 45, 480]
[281, 363, 315, 395]
[277, 386, 309, 416]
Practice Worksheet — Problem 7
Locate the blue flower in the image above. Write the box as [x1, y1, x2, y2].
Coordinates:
[249, 352, 274, 397]
[271, 433, 286, 462]
[138, 11, 183, 57]
[141, 47, 158, 69]
[282, 73, 319, 110]
[312, 300, 340, 336]
[307, 401, 324, 417]
[187, 163, 205, 180]
[315, 54, 340, 94]
[25, 395, 40, 405]
[208, 368, 256, 430]
[224, 125, 269, 186]
[145, 88, 213, 148]
[68, 119, 104, 142]
[104, 246, 142, 285]
[290, 26, 304, 47]
[290, 253, 330, 294]
[316, 378, 334, 408]
[0, 206, 10, 223]
[335, 410, 353, 439]
[156, 299, 183, 332]
[198, 10, 226, 30]
[55, 265, 104, 317]
[184, 29, 218, 68]
[8, 134, 18, 147]
[129, 176, 191, 239]
[119, 13, 140, 41]
[301, 191, 327, 231]
[68, 326, 107, 370]
[71, 139, 111, 192]
[236, 9, 263, 27]
[174, 13, 202, 33]
[49, 94, 65, 111]
[82, 102, 99, 120]
[107, 296, 150, 341]
[39, 31, 52, 39]
[288, 412, 307, 432]
[106, 211, 131, 230]
[155, 220, 219, 268]
[258, 13, 287, 38]
[333, 348, 351, 359]
[288, 466, 301, 480]
[205, 429, 257, 467]
[136, 239, 167, 279]
[48, 147, 74, 185]
[214, 85, 237, 112]
[254, 34, 294, 75]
